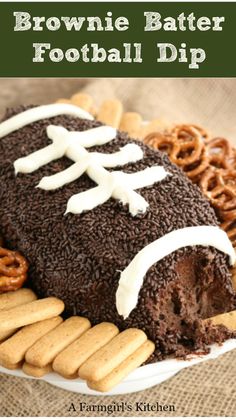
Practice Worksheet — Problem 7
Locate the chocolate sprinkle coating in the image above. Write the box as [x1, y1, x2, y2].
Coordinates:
[0, 106, 235, 361]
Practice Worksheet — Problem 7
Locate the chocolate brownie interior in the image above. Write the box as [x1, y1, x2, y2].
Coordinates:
[0, 106, 235, 361]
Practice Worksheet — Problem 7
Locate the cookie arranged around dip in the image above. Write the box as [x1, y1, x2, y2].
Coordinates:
[0, 104, 235, 364]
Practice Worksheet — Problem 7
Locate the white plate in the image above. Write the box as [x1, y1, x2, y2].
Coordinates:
[1, 339, 236, 395]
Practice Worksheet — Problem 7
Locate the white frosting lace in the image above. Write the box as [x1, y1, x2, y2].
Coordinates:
[0, 104, 169, 216]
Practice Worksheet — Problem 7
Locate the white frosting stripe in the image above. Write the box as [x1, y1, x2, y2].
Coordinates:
[119, 167, 169, 190]
[91, 144, 143, 168]
[66, 125, 116, 148]
[0, 104, 93, 139]
[14, 141, 67, 175]
[116, 226, 236, 319]
[37, 161, 88, 191]
[66, 185, 112, 214]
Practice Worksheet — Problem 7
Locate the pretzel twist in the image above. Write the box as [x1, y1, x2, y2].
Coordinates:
[206, 138, 232, 170]
[0, 247, 29, 292]
[145, 126, 205, 168]
[190, 125, 210, 143]
[144, 132, 175, 155]
[182, 148, 209, 180]
[199, 169, 236, 209]
[169, 125, 204, 166]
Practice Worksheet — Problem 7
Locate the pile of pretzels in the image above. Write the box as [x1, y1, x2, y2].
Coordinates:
[144, 125, 236, 247]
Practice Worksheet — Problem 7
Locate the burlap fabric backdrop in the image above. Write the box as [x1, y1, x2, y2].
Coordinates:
[0, 78, 236, 417]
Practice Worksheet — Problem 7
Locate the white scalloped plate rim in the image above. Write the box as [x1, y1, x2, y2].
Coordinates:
[1, 338, 236, 395]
